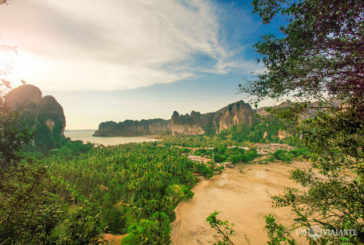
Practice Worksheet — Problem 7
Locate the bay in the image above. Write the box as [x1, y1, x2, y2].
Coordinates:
[64, 130, 158, 146]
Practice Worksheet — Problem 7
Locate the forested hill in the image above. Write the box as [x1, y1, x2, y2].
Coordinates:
[94, 100, 256, 137]
[93, 118, 171, 137]
[5, 84, 67, 151]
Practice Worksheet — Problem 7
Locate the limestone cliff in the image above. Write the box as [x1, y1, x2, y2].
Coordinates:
[170, 101, 255, 136]
[93, 119, 170, 137]
[95, 100, 256, 137]
[213, 101, 255, 133]
[170, 111, 215, 136]
[5, 84, 66, 149]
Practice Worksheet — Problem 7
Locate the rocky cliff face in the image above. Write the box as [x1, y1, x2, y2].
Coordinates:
[170, 111, 215, 136]
[95, 100, 256, 137]
[93, 119, 170, 136]
[170, 101, 255, 136]
[5, 84, 66, 149]
[213, 101, 255, 133]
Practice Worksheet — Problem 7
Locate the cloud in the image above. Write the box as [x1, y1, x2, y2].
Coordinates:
[0, 0, 261, 91]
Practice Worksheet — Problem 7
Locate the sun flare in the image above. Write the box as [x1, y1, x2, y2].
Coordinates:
[0, 46, 17, 76]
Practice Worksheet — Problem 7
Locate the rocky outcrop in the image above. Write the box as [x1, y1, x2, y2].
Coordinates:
[213, 101, 255, 133]
[5, 84, 66, 149]
[93, 119, 170, 137]
[171, 124, 205, 136]
[38, 95, 66, 134]
[5, 84, 42, 110]
[95, 100, 256, 137]
[170, 101, 255, 136]
[170, 111, 215, 136]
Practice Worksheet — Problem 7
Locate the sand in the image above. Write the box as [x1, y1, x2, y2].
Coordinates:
[103, 234, 126, 245]
[171, 161, 310, 245]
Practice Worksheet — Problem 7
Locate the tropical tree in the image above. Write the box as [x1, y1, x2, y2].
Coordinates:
[0, 81, 105, 244]
[206, 211, 236, 245]
[243, 0, 363, 243]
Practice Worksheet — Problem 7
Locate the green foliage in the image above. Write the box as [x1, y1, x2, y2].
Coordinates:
[163, 136, 258, 164]
[0, 166, 66, 244]
[48, 140, 93, 159]
[206, 211, 236, 245]
[269, 148, 311, 163]
[242, 150, 258, 162]
[122, 212, 171, 245]
[53, 204, 105, 245]
[218, 112, 294, 144]
[166, 184, 194, 205]
[247, 0, 363, 102]
[272, 150, 293, 163]
[194, 148, 209, 157]
[214, 144, 227, 154]
[265, 214, 297, 245]
[0, 106, 33, 171]
[0, 164, 105, 245]
[195, 163, 214, 178]
[94, 118, 170, 137]
[246, 0, 364, 243]
[36, 142, 202, 242]
[0, 83, 104, 245]
[214, 153, 227, 163]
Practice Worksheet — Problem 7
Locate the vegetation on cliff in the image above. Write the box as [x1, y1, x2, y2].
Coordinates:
[0, 82, 104, 244]
[94, 100, 295, 143]
[93, 118, 170, 137]
[4, 84, 67, 151]
[171, 110, 215, 135]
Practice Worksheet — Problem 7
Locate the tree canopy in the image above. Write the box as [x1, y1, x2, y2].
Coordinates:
[246, 0, 364, 243]
[244, 0, 363, 105]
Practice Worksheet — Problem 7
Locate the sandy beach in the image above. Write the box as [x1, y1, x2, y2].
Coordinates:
[171, 161, 310, 245]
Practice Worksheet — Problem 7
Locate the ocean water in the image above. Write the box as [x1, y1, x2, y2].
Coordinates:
[64, 130, 158, 146]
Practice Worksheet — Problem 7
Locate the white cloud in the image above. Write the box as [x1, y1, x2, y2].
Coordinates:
[0, 0, 260, 91]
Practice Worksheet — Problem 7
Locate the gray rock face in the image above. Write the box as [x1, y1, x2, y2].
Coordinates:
[95, 101, 256, 137]
[213, 101, 255, 133]
[170, 101, 255, 135]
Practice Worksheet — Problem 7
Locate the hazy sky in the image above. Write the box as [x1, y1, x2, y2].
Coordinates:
[0, 0, 285, 129]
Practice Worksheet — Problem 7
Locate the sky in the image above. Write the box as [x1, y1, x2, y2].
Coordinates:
[0, 0, 286, 129]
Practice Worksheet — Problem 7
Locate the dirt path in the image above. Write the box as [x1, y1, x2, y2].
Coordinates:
[171, 162, 310, 245]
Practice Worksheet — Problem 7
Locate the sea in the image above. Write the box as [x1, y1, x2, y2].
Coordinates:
[64, 130, 158, 146]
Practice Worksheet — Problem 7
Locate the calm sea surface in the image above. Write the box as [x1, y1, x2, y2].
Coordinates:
[64, 130, 158, 146]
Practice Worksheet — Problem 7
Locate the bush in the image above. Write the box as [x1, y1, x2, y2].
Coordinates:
[214, 144, 227, 154]
[213, 153, 227, 163]
[122, 212, 171, 245]
[289, 148, 310, 159]
[241, 150, 258, 162]
[273, 150, 293, 163]
[195, 164, 214, 178]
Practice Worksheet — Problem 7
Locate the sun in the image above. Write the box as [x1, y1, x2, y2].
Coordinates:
[0, 45, 17, 77]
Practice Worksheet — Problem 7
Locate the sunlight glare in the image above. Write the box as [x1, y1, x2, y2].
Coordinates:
[0, 48, 16, 77]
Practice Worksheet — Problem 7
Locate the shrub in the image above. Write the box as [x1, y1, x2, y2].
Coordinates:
[241, 150, 258, 162]
[195, 164, 214, 178]
[214, 153, 227, 163]
[273, 150, 293, 163]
